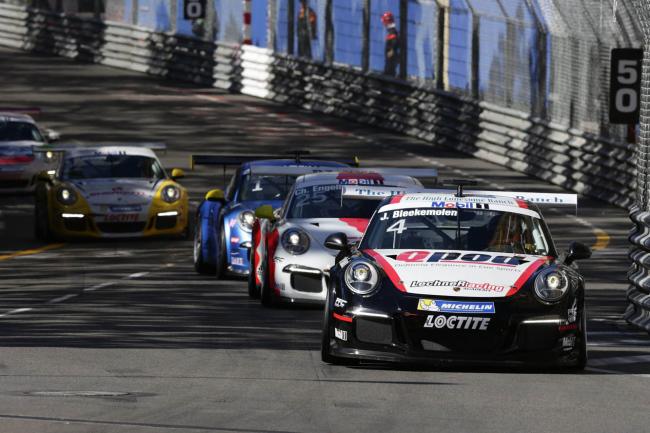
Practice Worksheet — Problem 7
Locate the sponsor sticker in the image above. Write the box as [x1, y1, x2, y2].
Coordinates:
[417, 299, 495, 314]
[562, 335, 576, 349]
[231, 257, 244, 266]
[423, 315, 490, 330]
[410, 280, 507, 293]
[334, 298, 347, 308]
[109, 205, 142, 212]
[567, 299, 577, 323]
[334, 328, 348, 341]
[393, 251, 529, 267]
[103, 213, 139, 222]
[390, 209, 458, 218]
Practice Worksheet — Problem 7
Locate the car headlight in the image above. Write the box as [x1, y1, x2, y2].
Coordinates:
[281, 229, 310, 255]
[34, 150, 54, 162]
[238, 210, 255, 232]
[344, 259, 379, 295]
[534, 268, 569, 303]
[161, 185, 180, 203]
[56, 186, 78, 205]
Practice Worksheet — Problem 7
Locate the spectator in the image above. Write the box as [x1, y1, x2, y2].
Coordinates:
[381, 11, 399, 77]
[297, 0, 317, 59]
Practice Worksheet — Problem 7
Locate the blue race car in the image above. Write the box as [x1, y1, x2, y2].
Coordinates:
[191, 154, 353, 278]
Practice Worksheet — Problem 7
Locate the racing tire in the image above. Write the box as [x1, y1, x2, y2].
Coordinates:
[193, 220, 215, 275]
[34, 201, 52, 242]
[571, 308, 588, 371]
[260, 258, 276, 307]
[321, 289, 357, 365]
[247, 246, 260, 299]
[214, 226, 228, 279]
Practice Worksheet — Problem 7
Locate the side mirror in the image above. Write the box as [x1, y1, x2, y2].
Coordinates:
[44, 129, 60, 143]
[255, 204, 275, 221]
[564, 241, 592, 266]
[170, 168, 185, 180]
[36, 170, 53, 183]
[325, 232, 349, 251]
[205, 189, 225, 202]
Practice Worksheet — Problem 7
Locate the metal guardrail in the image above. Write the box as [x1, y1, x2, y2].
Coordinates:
[627, 205, 650, 332]
[0, 2, 644, 327]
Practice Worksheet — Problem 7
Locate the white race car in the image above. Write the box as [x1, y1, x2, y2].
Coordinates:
[249, 169, 437, 306]
[0, 112, 60, 193]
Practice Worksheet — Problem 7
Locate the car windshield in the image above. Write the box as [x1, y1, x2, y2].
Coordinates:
[361, 207, 551, 255]
[239, 174, 294, 201]
[61, 154, 165, 180]
[0, 121, 44, 142]
[287, 184, 380, 219]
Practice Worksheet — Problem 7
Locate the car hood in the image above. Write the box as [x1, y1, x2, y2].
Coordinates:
[235, 199, 284, 212]
[291, 218, 370, 246]
[72, 178, 161, 206]
[364, 249, 550, 298]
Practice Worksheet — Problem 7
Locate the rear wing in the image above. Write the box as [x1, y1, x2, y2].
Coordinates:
[33, 142, 167, 152]
[342, 186, 578, 213]
[260, 167, 438, 179]
[190, 151, 360, 170]
[247, 165, 349, 176]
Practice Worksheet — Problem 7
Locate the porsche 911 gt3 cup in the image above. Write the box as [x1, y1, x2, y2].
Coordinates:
[250, 168, 437, 306]
[34, 145, 188, 240]
[322, 186, 591, 369]
[191, 154, 353, 278]
[0, 112, 60, 192]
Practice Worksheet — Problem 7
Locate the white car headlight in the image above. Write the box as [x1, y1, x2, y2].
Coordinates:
[56, 186, 78, 205]
[161, 185, 180, 203]
[281, 229, 310, 255]
[534, 268, 569, 303]
[344, 259, 379, 295]
[238, 210, 255, 232]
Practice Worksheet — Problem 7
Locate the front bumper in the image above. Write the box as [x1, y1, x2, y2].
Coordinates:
[0, 161, 49, 192]
[49, 207, 188, 239]
[272, 248, 335, 303]
[326, 289, 584, 367]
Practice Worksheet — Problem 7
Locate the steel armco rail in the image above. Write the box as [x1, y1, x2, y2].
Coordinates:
[0, 3, 646, 329]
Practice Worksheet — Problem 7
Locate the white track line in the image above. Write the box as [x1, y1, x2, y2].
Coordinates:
[48, 294, 78, 304]
[0, 308, 33, 318]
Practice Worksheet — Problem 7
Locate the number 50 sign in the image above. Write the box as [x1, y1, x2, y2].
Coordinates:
[184, 0, 206, 19]
[609, 48, 643, 124]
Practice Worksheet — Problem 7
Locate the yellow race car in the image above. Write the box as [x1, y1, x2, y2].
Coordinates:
[34, 145, 189, 240]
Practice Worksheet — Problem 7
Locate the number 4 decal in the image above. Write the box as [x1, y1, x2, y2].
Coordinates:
[387, 219, 407, 234]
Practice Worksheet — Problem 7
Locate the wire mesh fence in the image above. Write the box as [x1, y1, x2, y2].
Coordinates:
[1, 0, 644, 139]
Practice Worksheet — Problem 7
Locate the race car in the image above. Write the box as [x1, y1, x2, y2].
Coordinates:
[250, 168, 437, 306]
[191, 154, 353, 277]
[321, 186, 592, 368]
[34, 144, 189, 240]
[0, 112, 60, 193]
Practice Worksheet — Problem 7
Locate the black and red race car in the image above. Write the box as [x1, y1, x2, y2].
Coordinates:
[321, 187, 591, 369]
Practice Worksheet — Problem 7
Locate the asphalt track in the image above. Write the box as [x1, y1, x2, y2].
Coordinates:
[0, 47, 648, 433]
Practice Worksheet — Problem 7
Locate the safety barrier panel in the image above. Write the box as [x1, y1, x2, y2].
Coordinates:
[627, 205, 650, 332]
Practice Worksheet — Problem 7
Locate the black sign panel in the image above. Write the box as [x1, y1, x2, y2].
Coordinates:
[184, 0, 206, 20]
[609, 48, 643, 124]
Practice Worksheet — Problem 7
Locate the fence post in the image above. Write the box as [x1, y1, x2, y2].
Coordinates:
[324, 0, 333, 64]
[287, 0, 294, 54]
[399, 0, 407, 79]
[362, 0, 370, 71]
[269, 0, 277, 50]
[132, 0, 138, 25]
[436, 3, 447, 90]
[471, 14, 479, 99]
